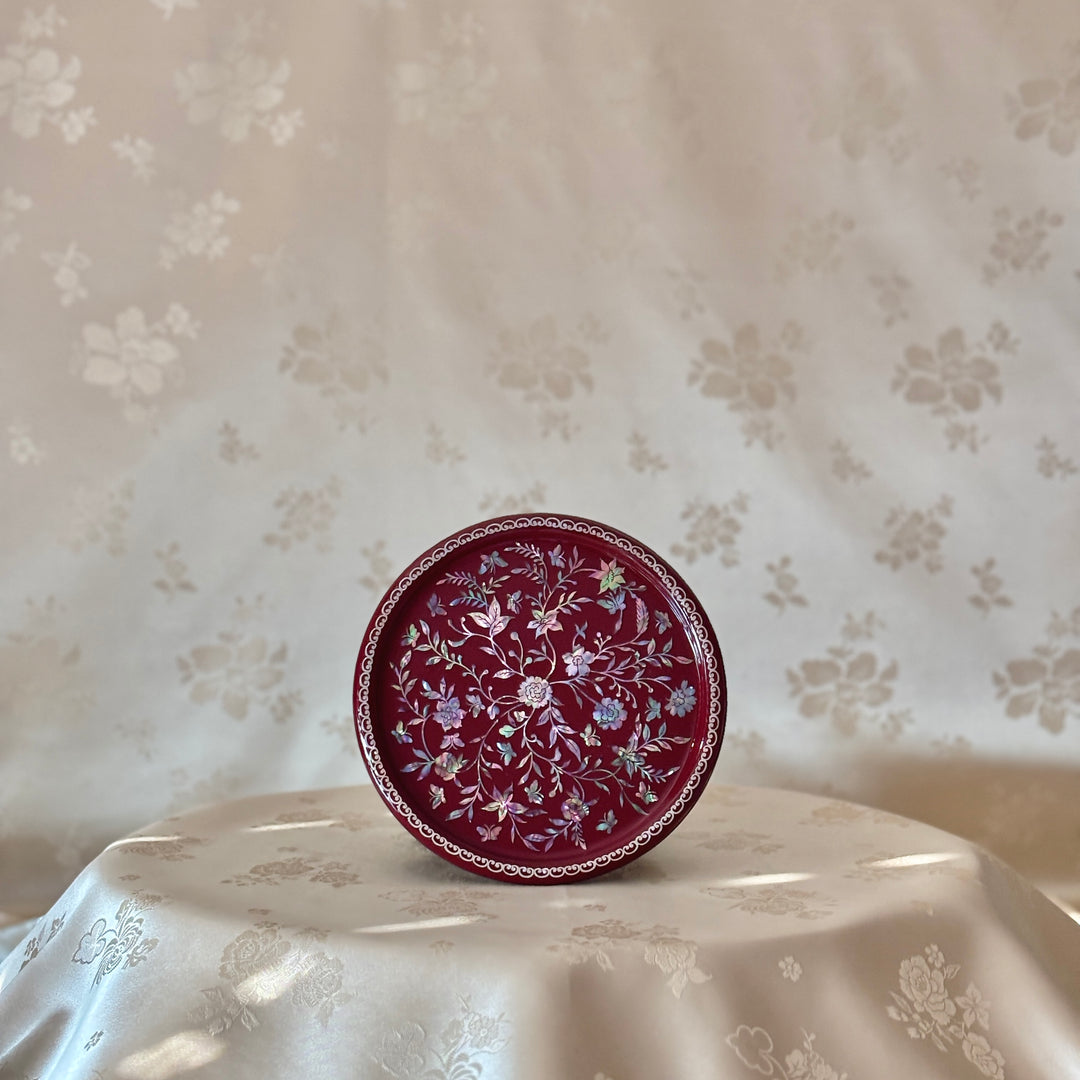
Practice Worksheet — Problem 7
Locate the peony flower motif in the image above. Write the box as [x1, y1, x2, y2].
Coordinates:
[377, 1023, 425, 1078]
[433, 752, 464, 781]
[592, 697, 627, 731]
[80, 307, 180, 400]
[434, 695, 464, 730]
[562, 644, 595, 678]
[218, 928, 291, 985]
[517, 676, 552, 709]
[291, 953, 344, 1009]
[571, 919, 640, 944]
[561, 796, 588, 823]
[898, 954, 955, 1026]
[465, 1011, 505, 1051]
[0, 47, 79, 139]
[666, 680, 696, 717]
[725, 1024, 776, 1074]
[962, 1032, 1006, 1080]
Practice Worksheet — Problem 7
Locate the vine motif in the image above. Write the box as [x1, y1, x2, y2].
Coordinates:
[382, 534, 701, 856]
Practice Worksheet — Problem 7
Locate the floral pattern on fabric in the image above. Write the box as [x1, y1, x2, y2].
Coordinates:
[71, 893, 160, 986]
[886, 944, 1005, 1079]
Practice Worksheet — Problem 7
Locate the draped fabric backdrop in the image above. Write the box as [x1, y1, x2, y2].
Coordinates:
[2, 0, 1079, 937]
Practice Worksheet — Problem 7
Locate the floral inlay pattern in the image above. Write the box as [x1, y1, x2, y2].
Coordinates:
[380, 535, 702, 856]
[72, 893, 161, 986]
[993, 606, 1080, 733]
[886, 944, 1005, 1078]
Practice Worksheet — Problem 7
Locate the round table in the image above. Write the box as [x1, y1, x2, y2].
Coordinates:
[2, 783, 1079, 1079]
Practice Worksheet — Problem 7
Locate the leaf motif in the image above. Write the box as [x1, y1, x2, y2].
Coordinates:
[635, 597, 649, 635]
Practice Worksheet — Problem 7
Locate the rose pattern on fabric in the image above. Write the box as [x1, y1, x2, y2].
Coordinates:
[983, 206, 1063, 285]
[71, 893, 160, 986]
[688, 323, 805, 449]
[764, 556, 808, 613]
[263, 475, 343, 552]
[1035, 436, 1078, 479]
[389, 542, 698, 852]
[177, 596, 300, 724]
[391, 13, 499, 140]
[222, 852, 361, 889]
[775, 211, 855, 283]
[875, 496, 953, 574]
[809, 50, 910, 162]
[727, 1025, 847, 1079]
[379, 888, 499, 921]
[487, 315, 599, 439]
[551, 919, 710, 998]
[1008, 44, 1080, 155]
[375, 996, 509, 1079]
[786, 612, 907, 738]
[159, 190, 240, 269]
[42, 241, 90, 305]
[75, 303, 199, 426]
[671, 492, 749, 566]
[174, 11, 302, 144]
[891, 325, 1012, 451]
[278, 312, 388, 432]
[705, 884, 837, 920]
[119, 834, 206, 861]
[993, 606, 1080, 733]
[191, 923, 352, 1033]
[886, 944, 1005, 1077]
[0, 7, 94, 142]
[111, 134, 156, 182]
[968, 558, 1013, 617]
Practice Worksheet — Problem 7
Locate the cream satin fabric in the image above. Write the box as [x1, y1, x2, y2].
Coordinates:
[2, 0, 1080, 940]
[2, 785, 1079, 1079]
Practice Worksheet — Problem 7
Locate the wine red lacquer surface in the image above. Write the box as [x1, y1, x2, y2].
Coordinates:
[354, 515, 726, 882]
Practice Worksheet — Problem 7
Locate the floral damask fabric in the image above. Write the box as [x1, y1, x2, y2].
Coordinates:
[2, 0, 1080, 940]
[1, 785, 1078, 1078]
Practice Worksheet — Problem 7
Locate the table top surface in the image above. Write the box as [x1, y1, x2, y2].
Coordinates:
[3, 782, 1079, 1079]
